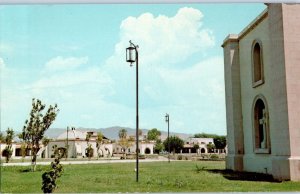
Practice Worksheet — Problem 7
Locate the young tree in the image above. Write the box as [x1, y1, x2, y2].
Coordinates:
[193, 144, 200, 154]
[96, 132, 103, 159]
[207, 142, 216, 153]
[20, 143, 27, 162]
[154, 139, 164, 154]
[4, 128, 14, 163]
[41, 145, 63, 193]
[18, 133, 27, 162]
[22, 98, 59, 171]
[147, 128, 161, 141]
[117, 129, 133, 159]
[85, 133, 93, 160]
[163, 136, 184, 154]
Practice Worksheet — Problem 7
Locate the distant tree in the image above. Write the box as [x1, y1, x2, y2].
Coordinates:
[18, 133, 27, 162]
[118, 129, 127, 139]
[22, 98, 59, 171]
[42, 137, 50, 159]
[4, 128, 14, 163]
[194, 133, 217, 138]
[193, 144, 200, 150]
[0, 132, 4, 143]
[138, 129, 143, 137]
[154, 139, 164, 154]
[213, 136, 227, 151]
[193, 144, 200, 154]
[147, 128, 161, 141]
[96, 132, 104, 159]
[118, 129, 134, 159]
[85, 133, 93, 160]
[20, 143, 27, 162]
[207, 142, 215, 153]
[163, 136, 184, 154]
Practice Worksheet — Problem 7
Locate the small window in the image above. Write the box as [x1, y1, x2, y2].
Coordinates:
[252, 40, 264, 87]
[253, 97, 270, 154]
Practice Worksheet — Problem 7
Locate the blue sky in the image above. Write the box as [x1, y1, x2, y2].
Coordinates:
[0, 4, 266, 135]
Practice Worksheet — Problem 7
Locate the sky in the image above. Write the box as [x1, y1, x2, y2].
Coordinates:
[0, 4, 266, 135]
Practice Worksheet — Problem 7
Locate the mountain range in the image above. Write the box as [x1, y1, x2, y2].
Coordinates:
[45, 126, 193, 141]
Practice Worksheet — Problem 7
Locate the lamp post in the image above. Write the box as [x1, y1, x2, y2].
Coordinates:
[165, 113, 170, 163]
[66, 126, 69, 160]
[126, 40, 139, 182]
[71, 127, 76, 158]
[66, 126, 76, 159]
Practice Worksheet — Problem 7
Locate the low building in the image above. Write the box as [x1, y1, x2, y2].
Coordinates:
[46, 130, 113, 158]
[182, 137, 214, 154]
[113, 135, 155, 155]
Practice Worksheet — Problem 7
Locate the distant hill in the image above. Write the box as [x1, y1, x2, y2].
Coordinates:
[45, 126, 193, 141]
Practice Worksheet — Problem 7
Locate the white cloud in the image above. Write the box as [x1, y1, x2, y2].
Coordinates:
[0, 57, 5, 70]
[27, 56, 115, 105]
[44, 56, 89, 73]
[109, 7, 214, 69]
[98, 7, 225, 133]
[1, 7, 226, 135]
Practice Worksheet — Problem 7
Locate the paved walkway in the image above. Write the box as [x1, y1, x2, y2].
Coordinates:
[1, 156, 171, 166]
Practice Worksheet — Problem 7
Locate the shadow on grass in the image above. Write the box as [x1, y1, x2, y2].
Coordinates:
[19, 167, 45, 173]
[206, 169, 281, 183]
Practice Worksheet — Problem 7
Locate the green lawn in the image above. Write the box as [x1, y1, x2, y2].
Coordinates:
[1, 161, 300, 193]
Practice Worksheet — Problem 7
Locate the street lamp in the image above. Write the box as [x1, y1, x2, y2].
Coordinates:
[71, 127, 76, 157]
[126, 40, 139, 182]
[66, 126, 76, 159]
[165, 113, 170, 163]
[66, 126, 69, 160]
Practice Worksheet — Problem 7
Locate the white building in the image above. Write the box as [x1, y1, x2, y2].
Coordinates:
[223, 4, 300, 180]
[46, 130, 113, 158]
[182, 137, 214, 154]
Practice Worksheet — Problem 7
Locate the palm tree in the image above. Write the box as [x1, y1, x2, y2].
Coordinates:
[96, 132, 103, 159]
[85, 133, 93, 160]
[119, 129, 127, 139]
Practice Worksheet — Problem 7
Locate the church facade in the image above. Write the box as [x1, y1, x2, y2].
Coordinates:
[222, 3, 300, 181]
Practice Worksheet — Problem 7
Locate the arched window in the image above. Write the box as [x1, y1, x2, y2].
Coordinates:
[145, 148, 151, 154]
[252, 40, 264, 87]
[253, 97, 270, 153]
[200, 148, 206, 153]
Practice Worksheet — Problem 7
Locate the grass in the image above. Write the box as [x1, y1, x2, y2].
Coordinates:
[1, 160, 300, 192]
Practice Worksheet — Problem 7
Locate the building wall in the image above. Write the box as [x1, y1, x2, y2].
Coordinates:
[114, 142, 154, 155]
[281, 3, 300, 180]
[223, 3, 300, 181]
[222, 34, 244, 171]
[47, 140, 113, 158]
[239, 15, 275, 174]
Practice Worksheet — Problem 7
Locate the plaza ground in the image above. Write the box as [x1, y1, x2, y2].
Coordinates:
[1, 160, 300, 192]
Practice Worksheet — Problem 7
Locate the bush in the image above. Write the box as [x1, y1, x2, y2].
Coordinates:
[210, 154, 219, 159]
[177, 155, 183, 160]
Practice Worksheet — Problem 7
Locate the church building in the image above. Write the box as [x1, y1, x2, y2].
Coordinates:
[222, 3, 300, 181]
